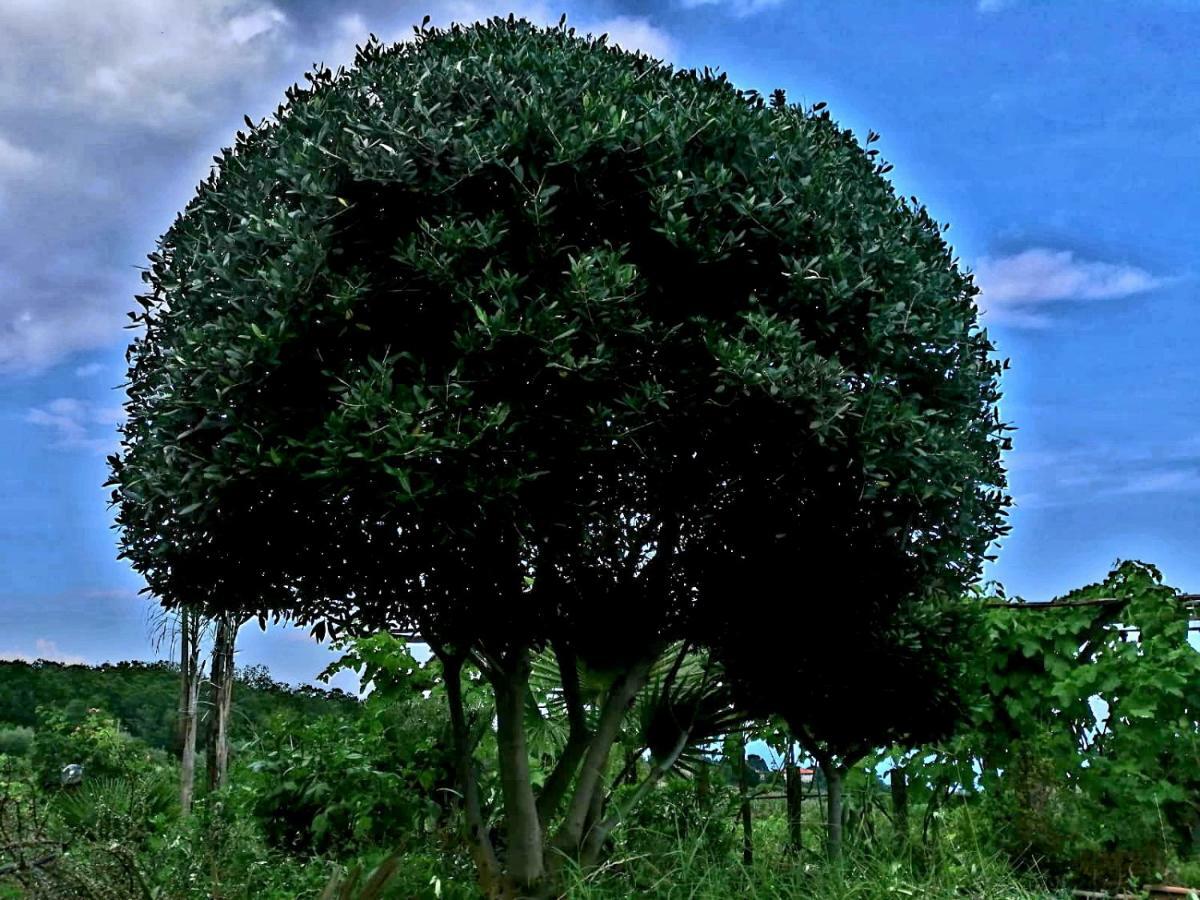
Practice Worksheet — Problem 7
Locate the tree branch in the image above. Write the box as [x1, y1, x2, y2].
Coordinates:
[551, 658, 651, 855]
[536, 641, 591, 824]
[581, 725, 691, 866]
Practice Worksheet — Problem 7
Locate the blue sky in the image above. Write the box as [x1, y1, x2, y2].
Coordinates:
[1, 0, 1196, 689]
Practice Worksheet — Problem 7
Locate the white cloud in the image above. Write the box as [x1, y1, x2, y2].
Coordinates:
[1110, 468, 1200, 496]
[0, 134, 39, 175]
[75, 362, 104, 377]
[0, 0, 291, 132]
[976, 248, 1161, 303]
[0, 638, 88, 665]
[229, 7, 287, 44]
[588, 15, 678, 60]
[0, 298, 120, 374]
[26, 397, 124, 451]
[974, 247, 1165, 328]
[0, 0, 296, 373]
[0, 1, 679, 373]
[1007, 435, 1200, 508]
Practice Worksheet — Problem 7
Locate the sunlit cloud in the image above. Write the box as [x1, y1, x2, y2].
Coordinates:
[975, 247, 1166, 328]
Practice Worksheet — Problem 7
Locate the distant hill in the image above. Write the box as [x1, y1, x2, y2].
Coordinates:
[0, 658, 358, 752]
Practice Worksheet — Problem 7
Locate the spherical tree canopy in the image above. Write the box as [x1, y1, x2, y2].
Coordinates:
[111, 18, 1008, 660]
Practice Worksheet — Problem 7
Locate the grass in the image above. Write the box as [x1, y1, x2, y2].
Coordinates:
[556, 844, 1059, 899]
[549, 802, 1063, 900]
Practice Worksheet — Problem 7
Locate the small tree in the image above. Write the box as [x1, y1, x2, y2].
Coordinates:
[718, 594, 982, 859]
[111, 19, 1007, 896]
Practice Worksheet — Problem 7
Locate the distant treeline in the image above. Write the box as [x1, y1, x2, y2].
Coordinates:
[0, 659, 358, 751]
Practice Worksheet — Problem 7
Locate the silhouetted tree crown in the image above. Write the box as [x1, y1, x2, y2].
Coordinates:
[111, 17, 1008, 676]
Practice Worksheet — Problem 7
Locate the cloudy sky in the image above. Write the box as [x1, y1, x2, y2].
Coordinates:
[1, 0, 1196, 687]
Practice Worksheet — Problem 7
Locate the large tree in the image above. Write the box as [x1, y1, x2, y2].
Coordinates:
[110, 18, 1008, 896]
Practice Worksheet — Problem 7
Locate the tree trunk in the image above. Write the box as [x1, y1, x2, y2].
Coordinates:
[178, 609, 202, 815]
[890, 765, 908, 850]
[491, 657, 544, 893]
[739, 735, 753, 866]
[824, 763, 843, 862]
[442, 654, 502, 897]
[207, 615, 236, 792]
[177, 611, 191, 752]
[785, 748, 804, 855]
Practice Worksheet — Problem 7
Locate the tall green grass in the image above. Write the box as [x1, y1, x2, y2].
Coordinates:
[559, 852, 1055, 900]
[551, 804, 1062, 899]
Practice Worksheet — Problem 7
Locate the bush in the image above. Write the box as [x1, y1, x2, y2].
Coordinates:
[244, 713, 444, 856]
[30, 706, 154, 789]
[145, 794, 333, 900]
[0, 726, 33, 758]
[57, 771, 176, 845]
[980, 730, 1173, 891]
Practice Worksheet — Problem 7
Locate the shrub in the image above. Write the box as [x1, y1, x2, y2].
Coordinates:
[138, 793, 331, 900]
[244, 713, 443, 856]
[29, 706, 167, 793]
[0, 726, 33, 758]
[617, 776, 737, 864]
[57, 771, 176, 845]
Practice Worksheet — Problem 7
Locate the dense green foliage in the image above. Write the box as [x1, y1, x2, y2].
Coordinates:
[0, 659, 357, 755]
[901, 561, 1200, 889]
[3, 558, 1199, 897]
[0, 657, 1053, 900]
[28, 707, 161, 789]
[111, 17, 1007, 649]
[245, 657, 457, 857]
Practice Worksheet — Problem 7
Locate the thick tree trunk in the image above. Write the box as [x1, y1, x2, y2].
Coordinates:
[207, 615, 236, 792]
[785, 749, 804, 855]
[824, 764, 844, 862]
[890, 765, 908, 850]
[491, 656, 544, 893]
[579, 773, 606, 862]
[178, 609, 202, 815]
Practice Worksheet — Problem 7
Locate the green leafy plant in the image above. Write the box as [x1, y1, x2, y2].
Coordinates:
[0, 728, 33, 759]
[907, 561, 1200, 890]
[30, 707, 152, 790]
[57, 772, 175, 844]
[245, 714, 425, 855]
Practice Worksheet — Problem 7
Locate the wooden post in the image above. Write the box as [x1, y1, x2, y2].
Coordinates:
[739, 733, 753, 866]
[820, 759, 844, 862]
[785, 745, 804, 854]
[890, 765, 909, 851]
